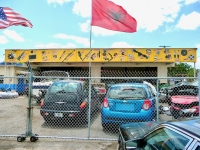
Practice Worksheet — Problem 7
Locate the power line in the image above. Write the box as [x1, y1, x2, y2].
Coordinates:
[169, 31, 200, 46]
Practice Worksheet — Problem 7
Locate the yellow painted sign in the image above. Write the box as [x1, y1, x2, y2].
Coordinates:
[5, 48, 197, 63]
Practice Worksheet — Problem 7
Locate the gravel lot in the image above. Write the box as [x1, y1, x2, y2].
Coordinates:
[0, 96, 172, 142]
[0, 96, 118, 140]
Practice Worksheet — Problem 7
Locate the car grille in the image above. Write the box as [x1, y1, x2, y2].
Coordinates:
[172, 101, 199, 109]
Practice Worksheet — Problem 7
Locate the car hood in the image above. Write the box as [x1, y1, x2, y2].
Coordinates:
[119, 121, 159, 140]
[171, 95, 198, 104]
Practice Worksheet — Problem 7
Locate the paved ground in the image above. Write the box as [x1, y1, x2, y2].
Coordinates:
[0, 137, 118, 150]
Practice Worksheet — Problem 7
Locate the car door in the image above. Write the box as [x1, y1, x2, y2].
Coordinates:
[141, 126, 193, 150]
[190, 141, 200, 150]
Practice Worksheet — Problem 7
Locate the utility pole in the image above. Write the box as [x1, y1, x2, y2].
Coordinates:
[159, 45, 171, 48]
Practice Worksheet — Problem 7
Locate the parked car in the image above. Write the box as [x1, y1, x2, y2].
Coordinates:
[118, 117, 200, 150]
[159, 81, 190, 93]
[91, 82, 106, 102]
[167, 85, 199, 119]
[101, 82, 156, 130]
[32, 71, 70, 104]
[159, 81, 191, 103]
[40, 80, 101, 124]
[143, 81, 166, 103]
[24, 86, 47, 104]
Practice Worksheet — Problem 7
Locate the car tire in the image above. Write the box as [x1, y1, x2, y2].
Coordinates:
[170, 109, 180, 119]
[81, 111, 90, 125]
[102, 123, 109, 131]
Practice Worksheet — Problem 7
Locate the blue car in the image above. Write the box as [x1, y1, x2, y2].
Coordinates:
[101, 83, 156, 130]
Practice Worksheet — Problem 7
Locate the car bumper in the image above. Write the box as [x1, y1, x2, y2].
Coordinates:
[40, 110, 85, 120]
[101, 107, 155, 124]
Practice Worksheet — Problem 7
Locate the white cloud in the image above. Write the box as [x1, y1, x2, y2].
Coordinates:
[176, 12, 200, 30]
[35, 42, 77, 48]
[0, 36, 9, 44]
[184, 0, 200, 5]
[47, 0, 72, 5]
[196, 44, 200, 49]
[111, 42, 142, 48]
[53, 33, 90, 47]
[79, 20, 90, 32]
[73, 0, 182, 33]
[72, 0, 91, 18]
[3, 30, 24, 42]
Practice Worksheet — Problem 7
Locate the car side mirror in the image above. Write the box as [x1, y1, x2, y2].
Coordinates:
[125, 138, 143, 150]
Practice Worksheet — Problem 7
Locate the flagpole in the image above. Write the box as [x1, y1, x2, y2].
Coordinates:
[89, 25, 92, 78]
[87, 0, 93, 139]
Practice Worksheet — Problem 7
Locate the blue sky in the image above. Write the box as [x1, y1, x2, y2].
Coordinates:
[1, 0, 200, 68]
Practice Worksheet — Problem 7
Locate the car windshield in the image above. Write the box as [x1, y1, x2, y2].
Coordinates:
[48, 82, 79, 94]
[108, 86, 147, 99]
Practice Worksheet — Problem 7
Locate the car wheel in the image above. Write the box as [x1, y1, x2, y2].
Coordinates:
[102, 123, 109, 131]
[170, 109, 180, 119]
[81, 111, 90, 125]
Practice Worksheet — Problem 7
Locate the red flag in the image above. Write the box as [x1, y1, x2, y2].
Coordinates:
[92, 0, 137, 33]
[0, 7, 33, 29]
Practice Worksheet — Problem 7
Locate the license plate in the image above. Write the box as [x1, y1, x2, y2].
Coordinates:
[54, 113, 63, 117]
[116, 103, 134, 111]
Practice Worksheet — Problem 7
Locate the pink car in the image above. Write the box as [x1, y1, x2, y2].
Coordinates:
[168, 85, 199, 119]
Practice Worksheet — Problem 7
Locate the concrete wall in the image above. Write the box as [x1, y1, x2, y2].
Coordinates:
[1, 62, 172, 84]
[157, 66, 168, 83]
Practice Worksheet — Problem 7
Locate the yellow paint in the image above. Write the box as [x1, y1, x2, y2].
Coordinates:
[5, 48, 197, 63]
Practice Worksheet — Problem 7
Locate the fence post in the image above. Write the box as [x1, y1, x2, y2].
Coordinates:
[26, 72, 33, 137]
[156, 79, 160, 122]
[87, 78, 91, 139]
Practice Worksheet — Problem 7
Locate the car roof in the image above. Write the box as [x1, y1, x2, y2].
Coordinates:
[165, 117, 200, 138]
[110, 83, 147, 88]
[53, 79, 85, 84]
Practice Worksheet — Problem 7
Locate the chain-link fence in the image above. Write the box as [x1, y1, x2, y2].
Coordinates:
[0, 70, 199, 142]
[0, 76, 28, 141]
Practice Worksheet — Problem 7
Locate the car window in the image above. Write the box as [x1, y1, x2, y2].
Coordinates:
[49, 82, 79, 93]
[108, 86, 147, 99]
[147, 86, 155, 98]
[142, 127, 190, 150]
[196, 146, 200, 150]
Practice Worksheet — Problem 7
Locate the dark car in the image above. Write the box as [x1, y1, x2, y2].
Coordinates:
[101, 83, 156, 130]
[167, 85, 199, 119]
[40, 80, 101, 124]
[159, 81, 191, 103]
[118, 117, 200, 150]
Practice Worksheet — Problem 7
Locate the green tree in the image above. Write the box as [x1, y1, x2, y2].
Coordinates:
[168, 63, 194, 77]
